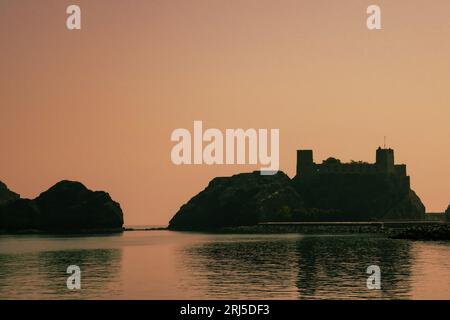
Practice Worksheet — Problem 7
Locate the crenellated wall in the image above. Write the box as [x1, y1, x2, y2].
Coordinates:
[296, 147, 408, 178]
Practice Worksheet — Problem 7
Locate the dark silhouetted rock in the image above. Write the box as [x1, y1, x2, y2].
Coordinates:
[383, 190, 426, 220]
[169, 169, 426, 230]
[0, 199, 40, 231]
[0, 180, 123, 233]
[292, 174, 425, 221]
[0, 181, 19, 205]
[169, 171, 305, 230]
[445, 205, 450, 222]
[34, 180, 123, 231]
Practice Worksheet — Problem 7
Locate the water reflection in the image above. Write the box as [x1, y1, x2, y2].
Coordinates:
[0, 248, 122, 299]
[179, 236, 299, 299]
[0, 232, 447, 299]
[179, 235, 413, 299]
[295, 236, 412, 299]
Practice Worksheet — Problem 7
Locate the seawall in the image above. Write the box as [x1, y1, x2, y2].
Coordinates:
[215, 221, 445, 234]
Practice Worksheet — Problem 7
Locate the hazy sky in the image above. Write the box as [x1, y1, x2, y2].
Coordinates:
[1, 0, 449, 225]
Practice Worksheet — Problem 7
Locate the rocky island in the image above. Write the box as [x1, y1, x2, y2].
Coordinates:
[0, 180, 124, 233]
[0, 181, 20, 205]
[169, 147, 427, 231]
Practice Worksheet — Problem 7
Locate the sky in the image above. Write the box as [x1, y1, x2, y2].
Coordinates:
[1, 0, 449, 225]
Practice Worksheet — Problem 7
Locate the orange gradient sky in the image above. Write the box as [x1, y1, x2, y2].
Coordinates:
[1, 0, 449, 225]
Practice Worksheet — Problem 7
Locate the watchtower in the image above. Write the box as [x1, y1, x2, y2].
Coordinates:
[376, 147, 395, 174]
[296, 150, 315, 177]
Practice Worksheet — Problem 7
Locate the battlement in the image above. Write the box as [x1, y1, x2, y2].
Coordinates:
[296, 147, 408, 179]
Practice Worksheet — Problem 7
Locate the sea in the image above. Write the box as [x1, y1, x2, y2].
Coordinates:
[0, 230, 449, 299]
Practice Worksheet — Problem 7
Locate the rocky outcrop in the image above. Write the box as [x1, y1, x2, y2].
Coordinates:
[0, 181, 19, 205]
[446, 205, 450, 222]
[169, 171, 304, 230]
[292, 174, 425, 221]
[169, 170, 426, 230]
[0, 199, 39, 231]
[384, 190, 426, 220]
[0, 180, 123, 233]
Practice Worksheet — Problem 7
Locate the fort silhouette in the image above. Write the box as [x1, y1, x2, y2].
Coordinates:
[169, 146, 427, 230]
[296, 147, 410, 188]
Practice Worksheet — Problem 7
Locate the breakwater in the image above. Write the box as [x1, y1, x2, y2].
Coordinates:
[217, 221, 446, 234]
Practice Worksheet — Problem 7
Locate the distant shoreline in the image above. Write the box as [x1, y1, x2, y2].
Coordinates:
[123, 226, 168, 232]
[2, 222, 448, 241]
[167, 221, 445, 233]
[0, 228, 124, 235]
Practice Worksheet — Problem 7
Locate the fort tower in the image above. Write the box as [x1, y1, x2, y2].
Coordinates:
[296, 147, 408, 181]
[296, 150, 315, 177]
[376, 147, 395, 174]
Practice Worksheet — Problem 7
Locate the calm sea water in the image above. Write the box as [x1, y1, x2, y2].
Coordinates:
[0, 231, 449, 299]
